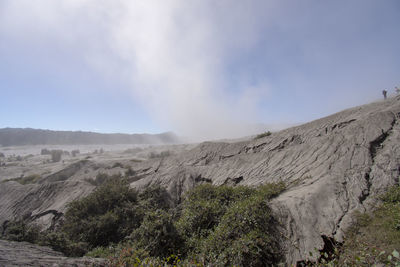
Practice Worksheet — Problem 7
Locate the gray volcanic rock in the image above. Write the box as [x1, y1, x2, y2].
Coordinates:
[0, 180, 95, 230]
[0, 239, 105, 266]
[129, 96, 400, 264]
[1, 96, 400, 265]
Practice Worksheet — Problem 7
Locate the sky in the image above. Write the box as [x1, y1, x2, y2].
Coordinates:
[0, 0, 399, 141]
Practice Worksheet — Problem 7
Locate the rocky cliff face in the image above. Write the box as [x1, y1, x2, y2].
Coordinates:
[1, 96, 400, 265]
[129, 97, 400, 263]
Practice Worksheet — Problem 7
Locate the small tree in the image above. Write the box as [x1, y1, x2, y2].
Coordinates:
[254, 131, 272, 140]
[71, 150, 80, 157]
[62, 178, 141, 249]
[129, 209, 182, 258]
[41, 149, 51, 155]
[51, 150, 63, 162]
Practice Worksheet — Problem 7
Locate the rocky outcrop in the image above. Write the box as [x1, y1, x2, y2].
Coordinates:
[129, 96, 400, 264]
[0, 180, 95, 230]
[0, 239, 105, 266]
[1, 96, 400, 265]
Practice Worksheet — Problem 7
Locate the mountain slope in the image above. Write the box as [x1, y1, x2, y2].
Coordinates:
[0, 128, 180, 146]
[1, 96, 400, 265]
[128, 96, 400, 263]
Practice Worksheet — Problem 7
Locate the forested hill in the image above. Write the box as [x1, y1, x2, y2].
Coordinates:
[0, 128, 180, 146]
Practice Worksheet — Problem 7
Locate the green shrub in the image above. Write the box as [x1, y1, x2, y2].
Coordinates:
[125, 166, 136, 177]
[3, 182, 286, 265]
[112, 162, 124, 168]
[309, 184, 400, 266]
[254, 131, 272, 140]
[62, 178, 141, 250]
[5, 174, 41, 185]
[138, 185, 172, 212]
[148, 150, 171, 159]
[257, 182, 286, 199]
[381, 185, 400, 203]
[1, 220, 40, 243]
[95, 172, 111, 185]
[198, 194, 280, 266]
[176, 183, 285, 262]
[176, 184, 253, 250]
[38, 231, 88, 257]
[129, 209, 182, 258]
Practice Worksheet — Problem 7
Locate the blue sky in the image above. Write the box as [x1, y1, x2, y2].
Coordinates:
[1, 1, 399, 140]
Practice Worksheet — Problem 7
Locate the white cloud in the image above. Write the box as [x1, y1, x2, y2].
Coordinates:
[3, 1, 397, 140]
[1, 0, 273, 140]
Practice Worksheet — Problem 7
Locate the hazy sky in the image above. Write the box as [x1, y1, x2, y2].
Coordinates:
[1, 1, 399, 140]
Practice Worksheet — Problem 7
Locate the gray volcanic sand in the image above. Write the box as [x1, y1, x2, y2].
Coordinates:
[0, 144, 195, 182]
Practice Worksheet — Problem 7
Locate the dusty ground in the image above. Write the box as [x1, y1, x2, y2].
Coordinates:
[0, 143, 196, 182]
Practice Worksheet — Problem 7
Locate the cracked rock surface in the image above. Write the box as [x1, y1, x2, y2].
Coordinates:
[0, 239, 105, 267]
[129, 96, 400, 264]
[1, 96, 400, 265]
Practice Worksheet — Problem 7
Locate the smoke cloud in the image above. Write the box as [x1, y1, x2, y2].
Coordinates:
[104, 1, 277, 140]
[1, 1, 398, 140]
[1, 1, 274, 140]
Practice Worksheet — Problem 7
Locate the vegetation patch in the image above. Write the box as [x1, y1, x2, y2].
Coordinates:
[254, 131, 272, 140]
[130, 158, 143, 163]
[3, 174, 41, 185]
[1, 179, 286, 265]
[148, 150, 172, 159]
[111, 162, 124, 168]
[308, 185, 400, 266]
[63, 177, 143, 250]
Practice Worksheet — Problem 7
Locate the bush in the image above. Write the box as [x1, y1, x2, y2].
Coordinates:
[41, 149, 51, 155]
[308, 185, 400, 266]
[5, 174, 42, 185]
[138, 185, 172, 212]
[112, 162, 124, 168]
[62, 178, 141, 250]
[198, 194, 280, 266]
[254, 131, 272, 140]
[3, 182, 286, 265]
[176, 184, 253, 250]
[1, 220, 40, 243]
[125, 166, 135, 177]
[148, 150, 171, 159]
[39, 231, 88, 257]
[129, 209, 182, 258]
[381, 185, 400, 203]
[51, 150, 63, 162]
[176, 183, 285, 261]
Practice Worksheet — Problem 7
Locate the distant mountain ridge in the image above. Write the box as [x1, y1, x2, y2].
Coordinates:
[0, 128, 180, 146]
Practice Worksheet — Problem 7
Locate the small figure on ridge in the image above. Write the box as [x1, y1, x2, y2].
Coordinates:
[382, 89, 387, 99]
